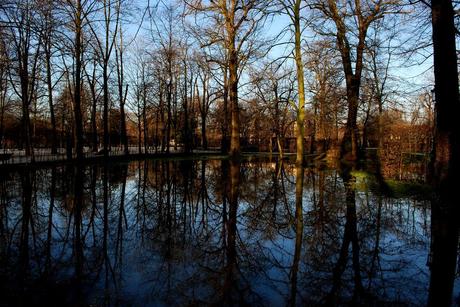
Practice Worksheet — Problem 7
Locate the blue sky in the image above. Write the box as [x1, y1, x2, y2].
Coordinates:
[123, 0, 435, 112]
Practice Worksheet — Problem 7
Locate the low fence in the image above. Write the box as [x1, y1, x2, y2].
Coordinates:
[0, 146, 181, 165]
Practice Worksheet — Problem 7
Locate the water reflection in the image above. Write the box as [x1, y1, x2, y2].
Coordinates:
[0, 159, 457, 306]
[325, 166, 363, 305]
[289, 164, 303, 307]
[428, 199, 460, 306]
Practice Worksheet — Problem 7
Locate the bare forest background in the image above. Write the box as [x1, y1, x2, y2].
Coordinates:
[0, 0, 456, 181]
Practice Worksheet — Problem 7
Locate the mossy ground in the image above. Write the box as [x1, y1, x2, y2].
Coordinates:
[350, 169, 432, 200]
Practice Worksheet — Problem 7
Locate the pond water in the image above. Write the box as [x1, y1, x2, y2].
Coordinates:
[0, 158, 458, 306]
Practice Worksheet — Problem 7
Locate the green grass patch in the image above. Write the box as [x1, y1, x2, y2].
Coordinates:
[384, 179, 432, 199]
[348, 169, 432, 200]
[349, 170, 374, 191]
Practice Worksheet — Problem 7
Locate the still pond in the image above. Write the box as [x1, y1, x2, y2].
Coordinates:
[0, 158, 458, 306]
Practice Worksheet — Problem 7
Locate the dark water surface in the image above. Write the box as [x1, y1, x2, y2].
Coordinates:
[0, 158, 458, 306]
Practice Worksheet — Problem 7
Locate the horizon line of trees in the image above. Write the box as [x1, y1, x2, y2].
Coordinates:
[0, 0, 456, 172]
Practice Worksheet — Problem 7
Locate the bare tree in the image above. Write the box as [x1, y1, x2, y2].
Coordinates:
[0, 29, 10, 149]
[250, 62, 296, 157]
[83, 54, 101, 152]
[278, 0, 307, 165]
[114, 1, 128, 155]
[305, 39, 345, 154]
[185, 0, 268, 156]
[87, 0, 121, 156]
[58, 0, 99, 159]
[2, 0, 43, 159]
[40, 0, 58, 154]
[196, 54, 218, 150]
[362, 19, 398, 157]
[311, 0, 401, 161]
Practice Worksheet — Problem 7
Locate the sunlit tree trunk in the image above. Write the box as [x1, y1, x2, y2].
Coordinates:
[280, 0, 305, 164]
[293, 0, 305, 166]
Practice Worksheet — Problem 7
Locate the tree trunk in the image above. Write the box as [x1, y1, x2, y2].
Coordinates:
[183, 61, 191, 154]
[228, 44, 240, 156]
[73, 0, 84, 160]
[173, 80, 178, 152]
[22, 101, 33, 158]
[116, 28, 128, 155]
[120, 100, 128, 154]
[429, 0, 459, 194]
[0, 103, 4, 149]
[377, 94, 384, 159]
[323, 0, 368, 162]
[85, 60, 98, 152]
[159, 81, 165, 153]
[361, 99, 372, 152]
[341, 84, 359, 161]
[201, 113, 207, 150]
[221, 67, 230, 153]
[138, 114, 142, 154]
[199, 75, 208, 150]
[166, 79, 172, 154]
[426, 4, 459, 303]
[19, 50, 33, 159]
[45, 45, 57, 154]
[294, 0, 305, 166]
[103, 62, 109, 156]
[90, 85, 98, 152]
[143, 82, 148, 154]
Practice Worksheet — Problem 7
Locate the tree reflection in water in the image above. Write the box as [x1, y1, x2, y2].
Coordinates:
[0, 158, 457, 306]
[428, 192, 460, 306]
